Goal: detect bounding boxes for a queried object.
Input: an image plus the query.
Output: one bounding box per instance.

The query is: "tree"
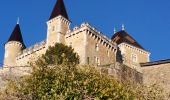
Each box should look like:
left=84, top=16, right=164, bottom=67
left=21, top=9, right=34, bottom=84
left=16, top=43, right=80, bottom=100
left=43, top=43, right=79, bottom=66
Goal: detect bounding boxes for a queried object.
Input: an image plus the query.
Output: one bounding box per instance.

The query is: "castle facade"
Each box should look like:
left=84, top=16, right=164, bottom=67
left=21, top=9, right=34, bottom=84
left=3, top=0, right=149, bottom=69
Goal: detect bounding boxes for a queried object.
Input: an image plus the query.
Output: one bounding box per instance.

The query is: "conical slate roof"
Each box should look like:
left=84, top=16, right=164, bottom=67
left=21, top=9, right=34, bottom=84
left=8, top=24, right=26, bottom=48
left=111, top=30, right=144, bottom=50
left=49, top=0, right=69, bottom=20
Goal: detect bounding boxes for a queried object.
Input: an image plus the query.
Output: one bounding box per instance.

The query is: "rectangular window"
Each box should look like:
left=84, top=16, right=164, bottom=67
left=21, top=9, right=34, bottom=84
left=131, top=53, right=137, bottom=62
left=87, top=57, right=90, bottom=64
left=94, top=56, right=100, bottom=65
left=95, top=43, right=99, bottom=51
left=96, top=57, right=100, bottom=65
left=94, top=56, right=96, bottom=64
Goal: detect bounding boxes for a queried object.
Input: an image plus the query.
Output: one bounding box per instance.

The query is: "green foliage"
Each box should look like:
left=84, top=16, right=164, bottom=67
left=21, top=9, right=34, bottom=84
left=1, top=43, right=168, bottom=100
left=11, top=65, right=137, bottom=100
left=15, top=43, right=80, bottom=100
left=43, top=43, right=79, bottom=66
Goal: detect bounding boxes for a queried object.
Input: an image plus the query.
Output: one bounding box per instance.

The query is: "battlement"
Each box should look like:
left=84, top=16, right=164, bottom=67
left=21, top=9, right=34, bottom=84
left=16, top=40, right=46, bottom=60
left=47, top=15, right=70, bottom=26
left=66, top=22, right=117, bottom=52
left=5, top=41, right=25, bottom=49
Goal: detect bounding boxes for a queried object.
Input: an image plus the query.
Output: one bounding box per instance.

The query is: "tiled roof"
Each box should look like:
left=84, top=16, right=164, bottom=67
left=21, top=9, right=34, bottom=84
left=7, top=24, right=26, bottom=48
left=111, top=30, right=144, bottom=50
left=49, top=0, right=69, bottom=20
left=140, top=59, right=170, bottom=67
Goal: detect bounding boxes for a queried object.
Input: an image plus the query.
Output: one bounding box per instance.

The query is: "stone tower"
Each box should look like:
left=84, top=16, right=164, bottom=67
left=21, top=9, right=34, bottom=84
left=4, top=23, right=26, bottom=67
left=46, top=0, right=70, bottom=47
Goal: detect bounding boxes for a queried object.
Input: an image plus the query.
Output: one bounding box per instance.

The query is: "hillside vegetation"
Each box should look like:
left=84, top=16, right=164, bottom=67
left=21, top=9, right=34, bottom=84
left=0, top=43, right=168, bottom=100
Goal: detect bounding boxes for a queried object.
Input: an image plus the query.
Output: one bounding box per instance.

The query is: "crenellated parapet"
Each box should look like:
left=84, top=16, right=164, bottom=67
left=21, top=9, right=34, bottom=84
left=5, top=41, right=25, bottom=49
left=66, top=22, right=117, bottom=52
left=47, top=15, right=70, bottom=26
left=16, top=40, right=46, bottom=60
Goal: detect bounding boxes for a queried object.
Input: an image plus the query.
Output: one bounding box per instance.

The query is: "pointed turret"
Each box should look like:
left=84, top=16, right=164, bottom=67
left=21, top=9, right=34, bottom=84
left=49, top=0, right=69, bottom=20
left=47, top=0, right=70, bottom=47
left=7, top=23, right=26, bottom=48
left=4, top=22, right=26, bottom=67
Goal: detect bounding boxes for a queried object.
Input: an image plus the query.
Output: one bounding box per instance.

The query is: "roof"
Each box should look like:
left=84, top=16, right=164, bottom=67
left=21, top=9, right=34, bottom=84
left=140, top=59, right=170, bottom=67
left=7, top=24, right=26, bottom=48
left=49, top=0, right=69, bottom=20
left=111, top=30, right=144, bottom=50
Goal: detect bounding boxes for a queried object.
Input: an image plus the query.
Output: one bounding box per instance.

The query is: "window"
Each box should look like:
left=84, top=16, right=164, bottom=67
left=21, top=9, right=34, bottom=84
left=131, top=54, right=137, bottom=62
left=94, top=56, right=96, bottom=64
left=97, top=57, right=100, bottom=65
left=95, top=43, right=99, bottom=51
left=94, top=57, right=100, bottom=65
left=87, top=57, right=90, bottom=64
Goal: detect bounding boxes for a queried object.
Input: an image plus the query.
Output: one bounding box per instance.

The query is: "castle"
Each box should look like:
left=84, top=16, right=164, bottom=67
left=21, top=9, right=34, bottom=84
left=0, top=0, right=170, bottom=94
left=3, top=0, right=150, bottom=69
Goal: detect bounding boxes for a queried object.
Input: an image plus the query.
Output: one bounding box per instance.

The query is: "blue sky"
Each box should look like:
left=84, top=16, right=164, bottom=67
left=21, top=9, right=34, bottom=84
left=0, top=0, right=170, bottom=66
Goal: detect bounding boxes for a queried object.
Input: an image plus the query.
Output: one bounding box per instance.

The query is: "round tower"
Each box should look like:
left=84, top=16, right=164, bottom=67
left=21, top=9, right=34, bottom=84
left=4, top=23, right=26, bottom=67
left=46, top=0, right=70, bottom=47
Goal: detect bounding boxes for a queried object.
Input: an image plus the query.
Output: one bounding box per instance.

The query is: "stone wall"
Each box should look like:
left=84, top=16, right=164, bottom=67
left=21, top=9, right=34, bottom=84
left=85, top=29, right=116, bottom=66
left=16, top=40, right=46, bottom=66
left=65, top=26, right=87, bottom=64
left=0, top=62, right=143, bottom=91
left=66, top=23, right=117, bottom=65
left=97, top=63, right=143, bottom=84
left=141, top=60, right=170, bottom=93
left=0, top=66, right=31, bottom=91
